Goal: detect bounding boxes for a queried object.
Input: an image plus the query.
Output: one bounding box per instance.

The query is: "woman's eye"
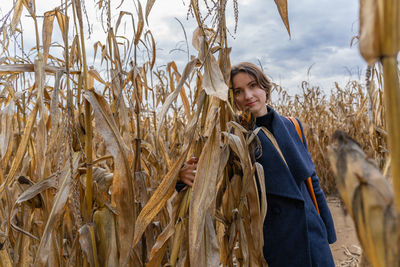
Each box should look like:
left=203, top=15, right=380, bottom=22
left=250, top=83, right=257, bottom=88
left=234, top=90, right=241, bottom=95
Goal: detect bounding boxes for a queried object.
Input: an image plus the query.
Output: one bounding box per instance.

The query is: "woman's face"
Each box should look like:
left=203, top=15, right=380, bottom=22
left=232, top=72, right=268, bottom=117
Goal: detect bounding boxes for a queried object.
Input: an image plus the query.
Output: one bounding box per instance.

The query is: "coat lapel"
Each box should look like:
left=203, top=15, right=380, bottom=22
left=271, top=110, right=315, bottom=183
left=255, top=107, right=314, bottom=200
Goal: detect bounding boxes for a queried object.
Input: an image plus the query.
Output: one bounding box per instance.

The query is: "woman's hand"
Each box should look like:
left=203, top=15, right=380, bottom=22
left=178, top=157, right=198, bottom=187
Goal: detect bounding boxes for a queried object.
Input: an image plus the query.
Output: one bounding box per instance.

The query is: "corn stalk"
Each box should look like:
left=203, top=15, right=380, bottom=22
left=327, top=1, right=400, bottom=266
left=380, top=0, right=400, bottom=213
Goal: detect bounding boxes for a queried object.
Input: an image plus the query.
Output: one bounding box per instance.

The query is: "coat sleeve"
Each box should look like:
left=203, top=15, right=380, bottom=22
left=175, top=181, right=187, bottom=192
left=297, top=119, right=337, bottom=244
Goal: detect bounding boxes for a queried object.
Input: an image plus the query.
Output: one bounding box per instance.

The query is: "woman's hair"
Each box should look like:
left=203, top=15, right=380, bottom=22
left=230, top=62, right=271, bottom=101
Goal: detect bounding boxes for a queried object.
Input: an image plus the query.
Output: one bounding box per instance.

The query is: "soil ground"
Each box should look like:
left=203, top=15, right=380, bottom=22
left=327, top=196, right=361, bottom=267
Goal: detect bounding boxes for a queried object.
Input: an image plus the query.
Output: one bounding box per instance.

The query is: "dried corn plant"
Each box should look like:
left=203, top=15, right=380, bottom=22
left=0, top=0, right=292, bottom=266
left=0, top=0, right=396, bottom=266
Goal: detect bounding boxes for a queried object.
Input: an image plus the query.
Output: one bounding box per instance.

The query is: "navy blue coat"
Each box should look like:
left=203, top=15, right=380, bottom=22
left=256, top=107, right=336, bottom=267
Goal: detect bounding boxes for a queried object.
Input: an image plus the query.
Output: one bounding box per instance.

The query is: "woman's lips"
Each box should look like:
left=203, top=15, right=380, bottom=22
left=246, top=101, right=257, bottom=107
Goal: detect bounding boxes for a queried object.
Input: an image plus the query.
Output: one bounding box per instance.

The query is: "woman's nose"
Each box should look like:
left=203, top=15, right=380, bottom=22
left=243, top=89, right=252, bottom=99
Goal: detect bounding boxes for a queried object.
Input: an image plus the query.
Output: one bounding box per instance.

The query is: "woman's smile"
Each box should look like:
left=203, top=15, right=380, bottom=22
left=247, top=100, right=258, bottom=106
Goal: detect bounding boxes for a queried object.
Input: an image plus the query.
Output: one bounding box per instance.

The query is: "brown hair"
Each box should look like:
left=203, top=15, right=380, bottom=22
left=230, top=62, right=271, bottom=101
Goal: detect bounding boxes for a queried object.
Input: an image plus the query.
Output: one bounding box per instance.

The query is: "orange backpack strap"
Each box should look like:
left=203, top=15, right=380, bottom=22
left=287, top=117, right=320, bottom=215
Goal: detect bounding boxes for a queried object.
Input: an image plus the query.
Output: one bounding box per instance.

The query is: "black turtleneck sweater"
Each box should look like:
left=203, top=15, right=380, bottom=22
left=255, top=108, right=274, bottom=134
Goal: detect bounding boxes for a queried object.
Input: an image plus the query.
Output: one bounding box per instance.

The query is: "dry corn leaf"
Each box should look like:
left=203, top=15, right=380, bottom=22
left=134, top=91, right=206, bottom=247
left=0, top=101, right=14, bottom=159
left=157, top=134, right=172, bottom=169
left=223, top=133, right=245, bottom=164
left=15, top=175, right=56, bottom=205
left=219, top=174, right=240, bottom=265
left=9, top=198, right=37, bottom=266
left=201, top=212, right=220, bottom=266
left=255, top=162, right=267, bottom=222
left=109, top=69, right=130, bottom=140
left=193, top=27, right=228, bottom=101
left=0, top=248, right=12, bottom=267
left=242, top=202, right=264, bottom=266
left=84, top=90, right=135, bottom=266
left=22, top=0, right=33, bottom=16
left=144, top=30, right=156, bottom=70
left=274, top=0, right=290, bottom=36
left=145, top=0, right=156, bottom=24
left=245, top=166, right=266, bottom=266
left=180, top=85, right=191, bottom=118
left=134, top=153, right=187, bottom=247
left=157, top=58, right=198, bottom=136
left=0, top=64, right=79, bottom=74
left=169, top=189, right=191, bottom=266
left=47, top=70, right=63, bottom=153
left=34, top=60, right=47, bottom=182
left=70, top=35, right=80, bottom=66
left=146, top=193, right=184, bottom=267
left=189, top=103, right=220, bottom=265
left=202, top=50, right=228, bottom=102
left=135, top=0, right=145, bottom=45
left=0, top=103, right=38, bottom=196
left=192, top=27, right=202, bottom=53
left=72, top=0, right=84, bottom=29
left=79, top=223, right=99, bottom=267
left=42, top=10, right=56, bottom=64
left=55, top=10, right=68, bottom=44
left=238, top=215, right=249, bottom=266
left=223, top=123, right=267, bottom=266
left=12, top=204, right=34, bottom=267
left=34, top=152, right=80, bottom=265
left=169, top=61, right=192, bottom=118
left=146, top=235, right=169, bottom=267
left=115, top=11, right=133, bottom=37
left=10, top=0, right=24, bottom=34
left=88, top=69, right=106, bottom=85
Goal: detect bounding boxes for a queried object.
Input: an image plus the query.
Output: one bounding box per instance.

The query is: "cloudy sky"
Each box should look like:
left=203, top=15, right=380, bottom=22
left=150, top=0, right=365, bottom=93
left=1, top=0, right=366, bottom=94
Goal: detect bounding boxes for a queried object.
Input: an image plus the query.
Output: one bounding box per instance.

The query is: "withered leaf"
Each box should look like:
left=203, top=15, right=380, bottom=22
left=84, top=90, right=135, bottom=265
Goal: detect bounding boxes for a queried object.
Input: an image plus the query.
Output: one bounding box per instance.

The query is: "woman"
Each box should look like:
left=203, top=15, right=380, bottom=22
left=178, top=62, right=336, bottom=266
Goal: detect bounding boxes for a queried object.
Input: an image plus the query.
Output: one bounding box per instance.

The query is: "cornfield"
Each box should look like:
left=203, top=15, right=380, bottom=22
left=0, top=0, right=398, bottom=266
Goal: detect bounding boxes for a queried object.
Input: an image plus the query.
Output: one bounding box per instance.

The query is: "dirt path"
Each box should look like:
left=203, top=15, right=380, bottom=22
left=327, top=196, right=362, bottom=266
